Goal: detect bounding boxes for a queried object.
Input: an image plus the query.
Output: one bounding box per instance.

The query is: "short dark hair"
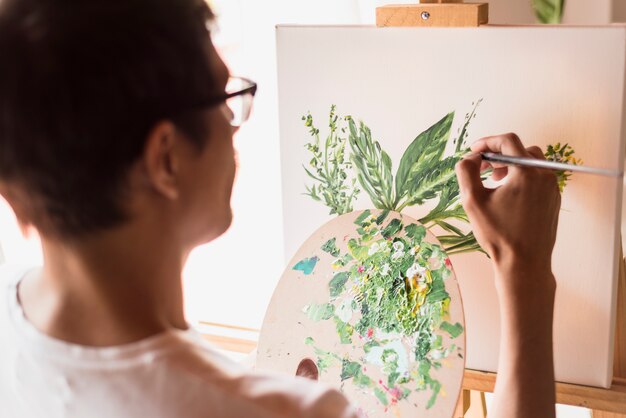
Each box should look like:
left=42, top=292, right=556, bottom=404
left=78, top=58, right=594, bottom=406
left=0, top=0, right=218, bottom=238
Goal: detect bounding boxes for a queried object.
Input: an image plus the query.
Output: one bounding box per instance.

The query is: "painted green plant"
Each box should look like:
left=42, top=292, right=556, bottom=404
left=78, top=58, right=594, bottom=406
left=304, top=102, right=482, bottom=255
left=545, top=142, right=581, bottom=192
left=532, top=0, right=565, bottom=24
left=303, top=104, right=579, bottom=257
left=296, top=211, right=463, bottom=410
left=302, top=105, right=360, bottom=215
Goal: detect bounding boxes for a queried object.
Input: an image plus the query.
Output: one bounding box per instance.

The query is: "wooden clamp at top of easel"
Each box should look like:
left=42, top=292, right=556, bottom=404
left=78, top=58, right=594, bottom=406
left=376, top=0, right=488, bottom=28
left=374, top=2, right=626, bottom=418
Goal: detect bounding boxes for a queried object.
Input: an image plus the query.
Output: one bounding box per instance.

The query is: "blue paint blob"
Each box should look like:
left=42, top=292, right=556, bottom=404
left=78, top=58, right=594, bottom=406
left=292, top=256, right=320, bottom=275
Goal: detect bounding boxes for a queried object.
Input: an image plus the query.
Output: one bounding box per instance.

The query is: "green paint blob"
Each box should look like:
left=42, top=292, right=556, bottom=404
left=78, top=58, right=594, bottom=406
left=303, top=303, right=334, bottom=321
left=440, top=321, right=464, bottom=339
left=381, top=218, right=403, bottom=238
left=328, top=272, right=350, bottom=298
left=292, top=256, right=319, bottom=275
left=354, top=210, right=372, bottom=226
left=321, top=238, right=340, bottom=257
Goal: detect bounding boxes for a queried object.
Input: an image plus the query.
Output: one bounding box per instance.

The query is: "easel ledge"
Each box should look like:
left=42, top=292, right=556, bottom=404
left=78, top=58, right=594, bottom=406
left=464, top=371, right=626, bottom=414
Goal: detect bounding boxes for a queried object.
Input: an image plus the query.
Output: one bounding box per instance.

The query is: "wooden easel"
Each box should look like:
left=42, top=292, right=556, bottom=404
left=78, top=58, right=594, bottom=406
left=377, top=0, right=488, bottom=28
left=375, top=2, right=626, bottom=417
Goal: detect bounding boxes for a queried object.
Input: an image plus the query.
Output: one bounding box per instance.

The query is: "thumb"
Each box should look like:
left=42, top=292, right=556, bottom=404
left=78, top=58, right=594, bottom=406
left=295, top=358, right=319, bottom=381
left=455, top=153, right=487, bottom=206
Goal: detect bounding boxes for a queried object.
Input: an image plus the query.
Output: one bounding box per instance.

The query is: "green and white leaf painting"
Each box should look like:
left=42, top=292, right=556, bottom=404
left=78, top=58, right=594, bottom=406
left=302, top=102, right=579, bottom=257
left=302, top=105, right=360, bottom=216
left=348, top=118, right=395, bottom=210
left=532, top=0, right=565, bottom=24
left=303, top=101, right=483, bottom=255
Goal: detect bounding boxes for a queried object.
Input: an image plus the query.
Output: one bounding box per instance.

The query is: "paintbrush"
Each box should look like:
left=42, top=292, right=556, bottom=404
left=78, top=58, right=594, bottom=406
left=480, top=152, right=623, bottom=178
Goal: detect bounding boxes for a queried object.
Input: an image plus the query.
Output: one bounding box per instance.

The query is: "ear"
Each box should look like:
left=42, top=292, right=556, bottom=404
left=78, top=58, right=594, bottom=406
left=142, top=121, right=181, bottom=200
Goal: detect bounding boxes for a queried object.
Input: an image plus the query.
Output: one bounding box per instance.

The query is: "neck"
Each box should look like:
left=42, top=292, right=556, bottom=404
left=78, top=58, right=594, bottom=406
left=19, top=219, right=190, bottom=347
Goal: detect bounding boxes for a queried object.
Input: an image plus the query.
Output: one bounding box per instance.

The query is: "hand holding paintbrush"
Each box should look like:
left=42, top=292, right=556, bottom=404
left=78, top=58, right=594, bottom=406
left=455, top=133, right=561, bottom=418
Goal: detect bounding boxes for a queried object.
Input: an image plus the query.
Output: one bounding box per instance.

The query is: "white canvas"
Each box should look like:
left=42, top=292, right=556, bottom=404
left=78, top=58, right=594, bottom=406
left=276, top=25, right=626, bottom=387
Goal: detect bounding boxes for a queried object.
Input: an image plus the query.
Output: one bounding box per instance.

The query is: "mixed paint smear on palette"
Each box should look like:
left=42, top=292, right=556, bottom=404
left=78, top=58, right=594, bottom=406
left=292, top=210, right=463, bottom=413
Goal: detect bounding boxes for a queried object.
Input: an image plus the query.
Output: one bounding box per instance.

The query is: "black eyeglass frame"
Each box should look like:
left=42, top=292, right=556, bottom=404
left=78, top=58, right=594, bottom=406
left=162, top=76, right=257, bottom=129
left=196, top=76, right=257, bottom=109
left=197, top=76, right=257, bottom=128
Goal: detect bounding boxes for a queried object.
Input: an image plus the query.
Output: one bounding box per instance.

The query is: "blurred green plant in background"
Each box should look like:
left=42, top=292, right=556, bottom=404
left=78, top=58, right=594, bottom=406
left=533, top=0, right=565, bottom=24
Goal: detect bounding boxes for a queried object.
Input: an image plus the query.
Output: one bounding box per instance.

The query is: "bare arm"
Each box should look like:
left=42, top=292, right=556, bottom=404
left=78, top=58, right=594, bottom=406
left=455, top=134, right=560, bottom=418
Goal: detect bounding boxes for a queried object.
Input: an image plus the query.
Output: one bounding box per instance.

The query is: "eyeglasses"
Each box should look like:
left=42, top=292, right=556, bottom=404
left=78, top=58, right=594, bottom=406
left=212, top=76, right=257, bottom=128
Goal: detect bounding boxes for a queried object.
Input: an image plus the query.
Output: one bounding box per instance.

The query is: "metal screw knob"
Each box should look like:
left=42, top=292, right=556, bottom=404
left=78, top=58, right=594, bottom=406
left=421, top=11, right=430, bottom=20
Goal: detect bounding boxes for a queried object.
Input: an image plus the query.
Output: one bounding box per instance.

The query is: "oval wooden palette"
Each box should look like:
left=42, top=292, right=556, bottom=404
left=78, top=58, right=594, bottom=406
left=257, top=210, right=466, bottom=418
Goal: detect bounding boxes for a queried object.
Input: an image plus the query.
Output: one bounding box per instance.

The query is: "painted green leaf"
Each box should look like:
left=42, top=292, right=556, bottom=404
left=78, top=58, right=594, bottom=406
left=404, top=223, right=426, bottom=242
left=348, top=119, right=395, bottom=209
left=354, top=209, right=372, bottom=226
left=435, top=220, right=465, bottom=237
left=545, top=142, right=580, bottom=192
left=426, top=280, right=449, bottom=303
left=316, top=351, right=339, bottom=372
left=347, top=238, right=369, bottom=260
left=405, top=156, right=459, bottom=206
left=532, top=0, right=565, bottom=24
left=394, top=112, right=454, bottom=205
left=329, top=272, right=350, bottom=297
left=302, top=107, right=361, bottom=216
left=420, top=203, right=467, bottom=226
left=353, top=371, right=373, bottom=387
left=340, top=359, right=362, bottom=381
left=303, top=303, right=335, bottom=321
left=432, top=335, right=443, bottom=350
left=374, top=387, right=389, bottom=406
left=438, top=231, right=485, bottom=256
left=387, top=370, right=401, bottom=387
left=426, top=380, right=441, bottom=409
left=334, top=316, right=354, bottom=344
left=440, top=321, right=464, bottom=338
left=375, top=210, right=390, bottom=225
left=381, top=218, right=403, bottom=239
left=332, top=253, right=353, bottom=268
left=363, top=340, right=381, bottom=353
left=321, top=238, right=340, bottom=257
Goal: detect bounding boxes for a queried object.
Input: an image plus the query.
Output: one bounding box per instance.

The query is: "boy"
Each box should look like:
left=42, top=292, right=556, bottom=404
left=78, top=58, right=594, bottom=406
left=0, top=0, right=559, bottom=417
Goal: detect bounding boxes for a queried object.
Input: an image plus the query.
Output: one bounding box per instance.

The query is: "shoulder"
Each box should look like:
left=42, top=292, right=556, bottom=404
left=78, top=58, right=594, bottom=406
left=156, top=332, right=359, bottom=418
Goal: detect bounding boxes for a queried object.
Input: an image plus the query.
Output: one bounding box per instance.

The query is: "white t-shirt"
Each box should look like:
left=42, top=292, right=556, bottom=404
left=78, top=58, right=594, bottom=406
left=0, top=265, right=359, bottom=418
